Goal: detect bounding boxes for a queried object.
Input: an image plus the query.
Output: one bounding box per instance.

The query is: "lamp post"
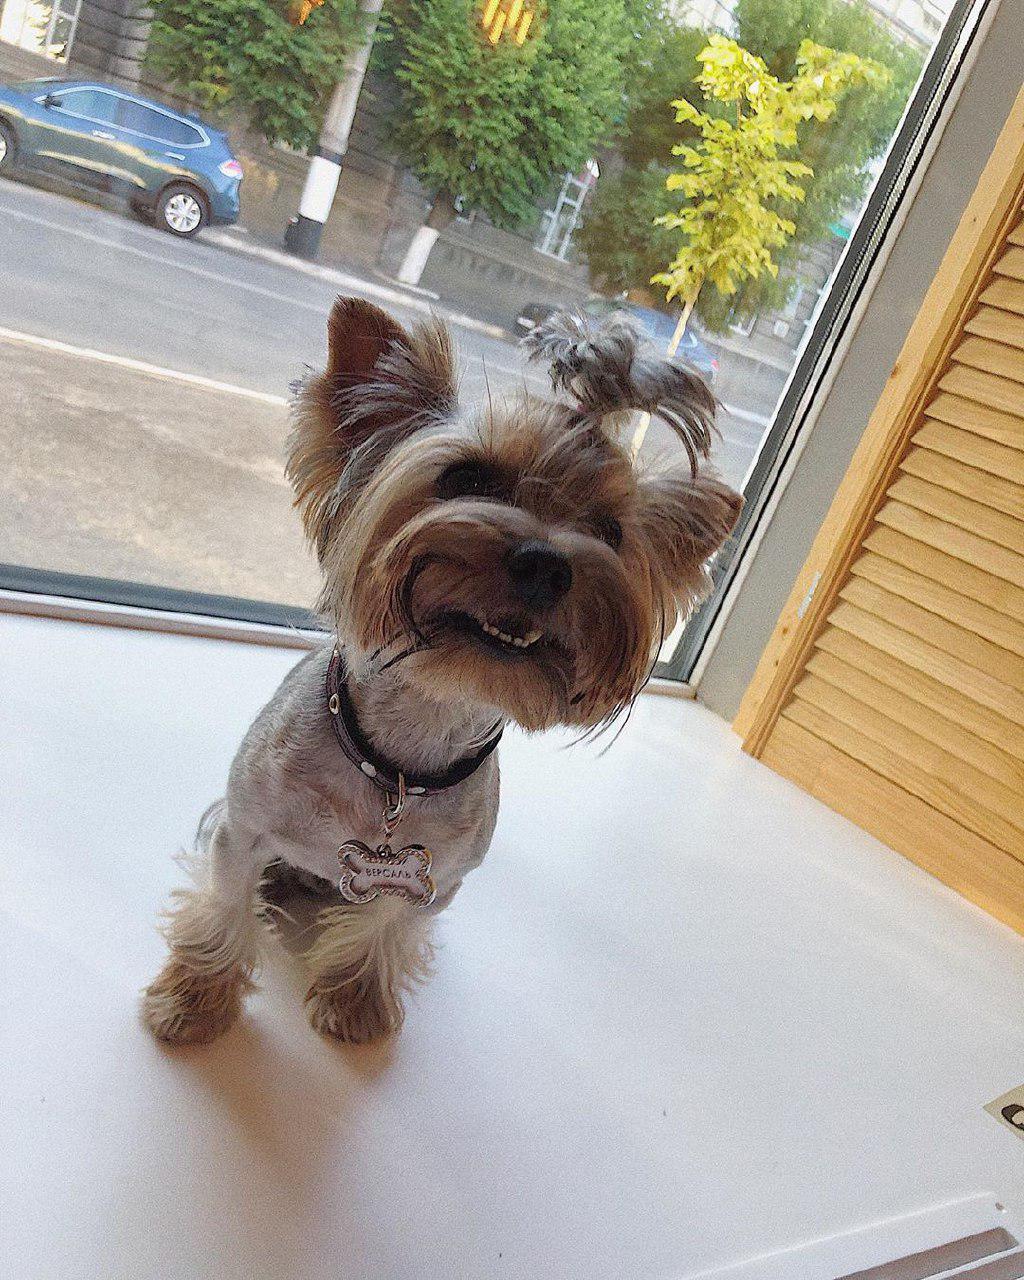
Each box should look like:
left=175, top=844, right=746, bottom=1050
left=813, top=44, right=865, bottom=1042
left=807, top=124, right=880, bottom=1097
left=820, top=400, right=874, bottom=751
left=284, top=0, right=384, bottom=261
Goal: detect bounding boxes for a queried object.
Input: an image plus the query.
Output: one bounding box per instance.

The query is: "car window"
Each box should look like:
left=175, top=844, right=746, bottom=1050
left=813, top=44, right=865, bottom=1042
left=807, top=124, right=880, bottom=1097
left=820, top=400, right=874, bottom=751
left=51, top=89, right=118, bottom=125
left=116, top=99, right=203, bottom=146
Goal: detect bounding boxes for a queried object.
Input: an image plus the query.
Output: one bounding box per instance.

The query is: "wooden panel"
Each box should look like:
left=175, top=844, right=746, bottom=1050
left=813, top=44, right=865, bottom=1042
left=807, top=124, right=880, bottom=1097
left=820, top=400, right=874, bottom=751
left=994, top=245, right=1024, bottom=281
left=828, top=600, right=1024, bottom=725
left=789, top=678, right=1024, bottom=853
left=850, top=550, right=1024, bottom=658
left=965, top=304, right=1024, bottom=352
left=1009, top=218, right=1024, bottom=247
left=939, top=364, right=1024, bottom=419
left=816, top=626, right=1024, bottom=760
left=899, top=446, right=1024, bottom=520
left=925, top=391, right=1024, bottom=448
left=953, top=334, right=1024, bottom=385
left=807, top=649, right=1024, bottom=793
left=839, top=576, right=1024, bottom=692
left=980, top=276, right=1024, bottom=318
left=864, top=524, right=1024, bottom=624
left=734, top=87, right=1024, bottom=747
left=887, top=473, right=1024, bottom=553
left=762, top=717, right=1024, bottom=935
left=875, top=500, right=1024, bottom=590
left=913, top=420, right=1024, bottom=484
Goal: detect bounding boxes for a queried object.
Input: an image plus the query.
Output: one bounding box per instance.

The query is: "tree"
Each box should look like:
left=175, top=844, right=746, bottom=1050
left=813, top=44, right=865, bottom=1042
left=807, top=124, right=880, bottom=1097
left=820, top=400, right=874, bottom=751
left=576, top=16, right=707, bottom=298
left=653, top=35, right=889, bottom=319
left=146, top=0, right=361, bottom=151
left=579, top=0, right=918, bottom=328
left=387, top=0, right=632, bottom=284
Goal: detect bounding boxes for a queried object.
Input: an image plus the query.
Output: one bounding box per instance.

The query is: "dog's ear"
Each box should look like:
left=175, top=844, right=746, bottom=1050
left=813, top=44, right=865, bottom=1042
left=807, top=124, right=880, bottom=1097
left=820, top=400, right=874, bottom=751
left=524, top=310, right=716, bottom=475
left=638, top=466, right=743, bottom=604
left=289, top=296, right=457, bottom=555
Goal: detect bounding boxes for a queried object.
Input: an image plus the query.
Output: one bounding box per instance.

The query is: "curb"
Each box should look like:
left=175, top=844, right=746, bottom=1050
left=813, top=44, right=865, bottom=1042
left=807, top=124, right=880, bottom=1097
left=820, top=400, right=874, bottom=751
left=204, top=230, right=512, bottom=342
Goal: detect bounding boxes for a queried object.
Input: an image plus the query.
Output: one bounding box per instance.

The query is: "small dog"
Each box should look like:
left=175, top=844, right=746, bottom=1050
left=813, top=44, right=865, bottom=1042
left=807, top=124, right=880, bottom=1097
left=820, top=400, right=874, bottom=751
left=142, top=297, right=741, bottom=1045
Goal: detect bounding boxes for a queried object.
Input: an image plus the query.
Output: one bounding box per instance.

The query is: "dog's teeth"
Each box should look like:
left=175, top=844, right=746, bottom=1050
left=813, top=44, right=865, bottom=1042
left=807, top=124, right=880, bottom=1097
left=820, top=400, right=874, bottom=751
left=524, top=630, right=542, bottom=644
left=498, top=631, right=512, bottom=643
left=481, top=621, right=498, bottom=636
left=512, top=637, right=525, bottom=648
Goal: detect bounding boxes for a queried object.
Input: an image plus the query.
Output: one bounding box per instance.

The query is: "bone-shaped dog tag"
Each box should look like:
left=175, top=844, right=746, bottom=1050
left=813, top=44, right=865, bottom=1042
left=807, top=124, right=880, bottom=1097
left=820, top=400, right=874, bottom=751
left=337, top=840, right=436, bottom=907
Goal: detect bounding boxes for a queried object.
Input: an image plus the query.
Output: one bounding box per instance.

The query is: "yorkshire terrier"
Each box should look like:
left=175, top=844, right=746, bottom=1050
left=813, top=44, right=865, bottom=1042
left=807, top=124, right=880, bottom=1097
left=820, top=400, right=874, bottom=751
left=142, top=297, right=741, bottom=1045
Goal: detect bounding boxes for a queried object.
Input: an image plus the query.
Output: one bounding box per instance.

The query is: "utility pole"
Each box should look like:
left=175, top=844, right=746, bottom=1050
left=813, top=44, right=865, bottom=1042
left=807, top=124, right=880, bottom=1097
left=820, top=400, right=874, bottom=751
left=284, top=0, right=384, bottom=261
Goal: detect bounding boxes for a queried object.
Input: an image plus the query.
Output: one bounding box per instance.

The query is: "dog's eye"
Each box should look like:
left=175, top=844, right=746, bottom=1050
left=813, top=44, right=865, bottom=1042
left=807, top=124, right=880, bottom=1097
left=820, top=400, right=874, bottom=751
left=436, top=461, right=505, bottom=501
left=595, top=516, right=623, bottom=551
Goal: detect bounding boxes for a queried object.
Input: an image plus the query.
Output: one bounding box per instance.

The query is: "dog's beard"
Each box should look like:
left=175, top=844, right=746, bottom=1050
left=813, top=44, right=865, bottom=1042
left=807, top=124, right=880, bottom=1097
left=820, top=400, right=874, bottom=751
left=340, top=516, right=658, bottom=734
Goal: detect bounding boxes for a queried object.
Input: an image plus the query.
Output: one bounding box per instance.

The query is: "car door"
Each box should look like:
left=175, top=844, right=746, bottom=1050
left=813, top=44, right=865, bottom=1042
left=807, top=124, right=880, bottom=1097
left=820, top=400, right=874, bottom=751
left=112, top=98, right=206, bottom=198
left=35, top=86, right=123, bottom=187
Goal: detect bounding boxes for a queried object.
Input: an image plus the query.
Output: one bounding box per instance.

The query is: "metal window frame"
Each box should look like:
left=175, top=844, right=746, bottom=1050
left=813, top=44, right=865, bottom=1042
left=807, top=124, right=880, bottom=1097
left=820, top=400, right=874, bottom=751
left=659, top=0, right=999, bottom=686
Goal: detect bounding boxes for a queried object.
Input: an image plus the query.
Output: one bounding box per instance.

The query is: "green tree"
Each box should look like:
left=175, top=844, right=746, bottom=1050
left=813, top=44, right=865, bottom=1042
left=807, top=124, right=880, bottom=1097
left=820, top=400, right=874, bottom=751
left=579, top=0, right=919, bottom=328
left=146, top=0, right=361, bottom=151
left=388, top=0, right=632, bottom=284
left=654, top=35, right=888, bottom=317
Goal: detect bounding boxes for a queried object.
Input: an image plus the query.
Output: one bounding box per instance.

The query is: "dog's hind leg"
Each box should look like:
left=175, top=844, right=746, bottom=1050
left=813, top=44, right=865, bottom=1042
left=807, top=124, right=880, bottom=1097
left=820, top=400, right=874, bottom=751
left=142, top=805, right=265, bottom=1045
left=304, top=899, right=434, bottom=1043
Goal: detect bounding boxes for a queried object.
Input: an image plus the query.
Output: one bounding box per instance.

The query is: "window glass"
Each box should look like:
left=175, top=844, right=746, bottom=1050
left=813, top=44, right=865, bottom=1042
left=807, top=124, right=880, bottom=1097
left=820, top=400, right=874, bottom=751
left=52, top=88, right=117, bottom=123
left=0, top=0, right=970, bottom=637
left=117, top=99, right=202, bottom=146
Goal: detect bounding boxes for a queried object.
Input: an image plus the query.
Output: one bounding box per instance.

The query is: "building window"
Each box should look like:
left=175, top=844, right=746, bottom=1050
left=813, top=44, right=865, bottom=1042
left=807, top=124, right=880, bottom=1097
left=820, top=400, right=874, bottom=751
left=0, top=0, right=81, bottom=62
left=535, top=161, right=598, bottom=262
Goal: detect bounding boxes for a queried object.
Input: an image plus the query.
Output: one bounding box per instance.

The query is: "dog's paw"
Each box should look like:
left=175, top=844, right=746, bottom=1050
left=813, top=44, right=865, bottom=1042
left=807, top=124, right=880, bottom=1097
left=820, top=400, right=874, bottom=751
left=142, top=956, right=250, bottom=1045
left=305, top=981, right=402, bottom=1044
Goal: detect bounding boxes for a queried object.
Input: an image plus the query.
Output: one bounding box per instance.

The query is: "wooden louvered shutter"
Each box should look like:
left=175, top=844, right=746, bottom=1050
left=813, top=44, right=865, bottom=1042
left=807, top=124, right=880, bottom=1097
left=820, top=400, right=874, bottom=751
left=736, top=87, right=1024, bottom=933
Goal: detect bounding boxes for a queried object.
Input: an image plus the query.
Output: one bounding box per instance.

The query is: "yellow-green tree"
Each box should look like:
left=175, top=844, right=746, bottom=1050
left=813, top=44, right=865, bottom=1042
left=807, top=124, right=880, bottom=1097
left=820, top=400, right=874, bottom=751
left=653, top=34, right=889, bottom=350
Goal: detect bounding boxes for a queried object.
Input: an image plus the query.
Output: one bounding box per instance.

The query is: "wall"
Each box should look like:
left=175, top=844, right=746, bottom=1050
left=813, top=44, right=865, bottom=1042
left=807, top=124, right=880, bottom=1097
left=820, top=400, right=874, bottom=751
left=697, top=0, right=1024, bottom=719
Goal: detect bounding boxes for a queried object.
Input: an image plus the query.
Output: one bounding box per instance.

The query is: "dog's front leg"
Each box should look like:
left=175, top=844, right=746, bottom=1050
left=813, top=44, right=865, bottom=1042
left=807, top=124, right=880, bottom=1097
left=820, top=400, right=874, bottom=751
left=304, top=898, right=434, bottom=1043
left=142, top=814, right=264, bottom=1045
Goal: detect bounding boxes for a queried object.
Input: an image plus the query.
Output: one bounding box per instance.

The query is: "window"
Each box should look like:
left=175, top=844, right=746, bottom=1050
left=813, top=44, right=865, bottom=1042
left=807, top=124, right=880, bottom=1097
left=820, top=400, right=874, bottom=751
left=0, top=0, right=991, bottom=685
left=116, top=99, right=204, bottom=147
left=51, top=87, right=118, bottom=123
left=0, top=0, right=80, bottom=62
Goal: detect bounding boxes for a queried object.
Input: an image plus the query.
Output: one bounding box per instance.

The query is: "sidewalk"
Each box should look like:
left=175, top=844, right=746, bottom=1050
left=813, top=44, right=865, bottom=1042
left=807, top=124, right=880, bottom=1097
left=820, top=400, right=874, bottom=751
left=204, top=227, right=511, bottom=342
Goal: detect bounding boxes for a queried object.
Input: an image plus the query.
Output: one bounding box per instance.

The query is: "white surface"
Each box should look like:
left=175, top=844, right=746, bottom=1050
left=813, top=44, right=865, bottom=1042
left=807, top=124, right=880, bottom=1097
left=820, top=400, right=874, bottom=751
left=1, top=613, right=1023, bottom=1280
left=684, top=1196, right=1021, bottom=1278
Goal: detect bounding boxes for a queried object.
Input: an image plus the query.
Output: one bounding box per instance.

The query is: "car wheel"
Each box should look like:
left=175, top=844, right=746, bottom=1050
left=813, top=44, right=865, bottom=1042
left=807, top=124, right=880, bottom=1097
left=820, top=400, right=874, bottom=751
left=0, top=121, right=16, bottom=173
left=156, top=183, right=207, bottom=238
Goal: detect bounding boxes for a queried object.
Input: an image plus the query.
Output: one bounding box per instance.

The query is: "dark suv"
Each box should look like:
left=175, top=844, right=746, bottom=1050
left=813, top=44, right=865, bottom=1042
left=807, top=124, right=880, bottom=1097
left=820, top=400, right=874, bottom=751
left=0, top=77, right=241, bottom=237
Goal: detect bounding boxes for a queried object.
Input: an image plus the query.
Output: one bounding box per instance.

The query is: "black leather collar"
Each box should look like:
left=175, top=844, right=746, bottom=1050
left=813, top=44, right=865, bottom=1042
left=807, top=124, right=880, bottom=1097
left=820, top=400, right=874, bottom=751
left=327, top=649, right=503, bottom=797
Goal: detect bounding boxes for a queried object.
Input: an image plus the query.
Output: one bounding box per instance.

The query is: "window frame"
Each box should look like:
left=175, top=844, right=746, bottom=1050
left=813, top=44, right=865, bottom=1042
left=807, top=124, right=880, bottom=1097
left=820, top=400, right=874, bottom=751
left=658, top=0, right=999, bottom=687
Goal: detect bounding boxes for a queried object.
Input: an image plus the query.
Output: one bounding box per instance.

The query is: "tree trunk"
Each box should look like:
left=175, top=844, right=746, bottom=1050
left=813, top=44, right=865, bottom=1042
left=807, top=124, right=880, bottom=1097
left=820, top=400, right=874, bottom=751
left=630, top=290, right=699, bottom=457
left=397, top=190, right=456, bottom=286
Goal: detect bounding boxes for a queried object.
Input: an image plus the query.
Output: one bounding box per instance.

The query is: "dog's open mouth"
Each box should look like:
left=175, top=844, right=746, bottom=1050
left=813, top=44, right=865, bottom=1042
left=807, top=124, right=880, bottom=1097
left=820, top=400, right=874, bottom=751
left=434, top=610, right=546, bottom=656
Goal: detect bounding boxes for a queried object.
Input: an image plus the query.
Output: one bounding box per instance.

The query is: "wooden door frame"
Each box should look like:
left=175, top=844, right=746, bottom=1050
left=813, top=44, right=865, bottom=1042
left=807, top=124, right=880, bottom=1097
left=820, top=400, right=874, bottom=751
left=735, top=84, right=1024, bottom=755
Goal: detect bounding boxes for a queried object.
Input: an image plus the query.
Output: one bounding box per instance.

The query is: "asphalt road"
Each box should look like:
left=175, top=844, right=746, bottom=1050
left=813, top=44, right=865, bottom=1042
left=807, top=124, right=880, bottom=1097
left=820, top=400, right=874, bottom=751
left=0, top=177, right=763, bottom=605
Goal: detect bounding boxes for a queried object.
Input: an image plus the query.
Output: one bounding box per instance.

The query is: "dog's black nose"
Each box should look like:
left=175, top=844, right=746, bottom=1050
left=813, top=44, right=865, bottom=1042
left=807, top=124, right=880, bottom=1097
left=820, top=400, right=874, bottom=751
left=506, top=540, right=572, bottom=609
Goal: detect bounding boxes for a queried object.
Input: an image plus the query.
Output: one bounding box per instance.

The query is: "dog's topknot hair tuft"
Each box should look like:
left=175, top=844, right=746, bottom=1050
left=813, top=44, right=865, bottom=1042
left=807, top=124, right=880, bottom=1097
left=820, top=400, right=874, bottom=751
left=523, top=309, right=717, bottom=476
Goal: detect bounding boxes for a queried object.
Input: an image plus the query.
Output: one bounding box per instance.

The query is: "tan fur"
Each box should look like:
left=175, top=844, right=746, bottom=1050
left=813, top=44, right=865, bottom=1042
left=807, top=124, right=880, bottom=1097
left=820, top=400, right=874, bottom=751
left=143, top=297, right=741, bottom=1049
left=304, top=898, right=433, bottom=1043
left=142, top=954, right=254, bottom=1044
left=289, top=299, right=742, bottom=731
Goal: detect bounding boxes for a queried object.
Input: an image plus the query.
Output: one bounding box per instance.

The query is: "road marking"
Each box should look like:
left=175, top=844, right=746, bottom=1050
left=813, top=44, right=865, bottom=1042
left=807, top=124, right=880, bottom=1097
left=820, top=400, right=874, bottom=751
left=0, top=326, right=289, bottom=405
left=0, top=199, right=534, bottom=379
left=0, top=203, right=335, bottom=317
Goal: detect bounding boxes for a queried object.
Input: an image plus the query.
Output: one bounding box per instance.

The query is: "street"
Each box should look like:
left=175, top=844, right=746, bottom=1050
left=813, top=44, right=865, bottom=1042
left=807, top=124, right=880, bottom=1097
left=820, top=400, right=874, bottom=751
left=0, top=177, right=766, bottom=608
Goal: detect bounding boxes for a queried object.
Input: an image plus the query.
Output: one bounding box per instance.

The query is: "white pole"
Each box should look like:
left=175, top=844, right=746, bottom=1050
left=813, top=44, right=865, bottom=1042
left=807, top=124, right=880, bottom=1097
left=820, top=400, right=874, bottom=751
left=630, top=294, right=696, bottom=457
left=286, top=0, right=384, bottom=260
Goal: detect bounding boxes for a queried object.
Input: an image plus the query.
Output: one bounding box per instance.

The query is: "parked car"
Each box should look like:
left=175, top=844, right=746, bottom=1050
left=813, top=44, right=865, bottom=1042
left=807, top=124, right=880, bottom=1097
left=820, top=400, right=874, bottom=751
left=514, top=297, right=719, bottom=385
left=0, top=77, right=241, bottom=237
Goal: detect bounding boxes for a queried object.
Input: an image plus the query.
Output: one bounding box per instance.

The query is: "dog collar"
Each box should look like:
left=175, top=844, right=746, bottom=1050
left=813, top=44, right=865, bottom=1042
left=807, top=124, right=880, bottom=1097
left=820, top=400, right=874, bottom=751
left=326, top=649, right=503, bottom=797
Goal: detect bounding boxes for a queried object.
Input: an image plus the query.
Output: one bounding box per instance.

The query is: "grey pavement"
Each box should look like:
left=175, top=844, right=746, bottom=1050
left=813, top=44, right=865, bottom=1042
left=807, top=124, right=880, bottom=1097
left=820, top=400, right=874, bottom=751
left=0, top=177, right=767, bottom=604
